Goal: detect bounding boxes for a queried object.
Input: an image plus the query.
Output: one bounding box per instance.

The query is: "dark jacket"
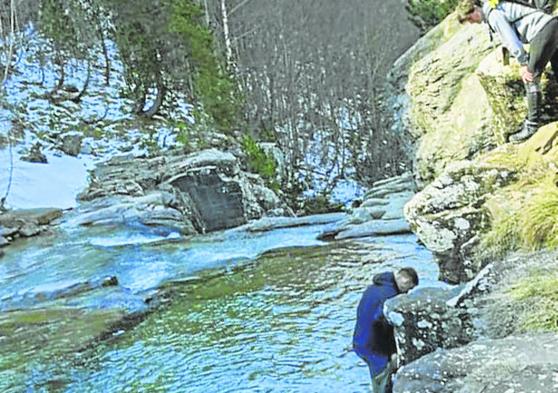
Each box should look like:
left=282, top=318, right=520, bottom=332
left=352, top=272, right=400, bottom=375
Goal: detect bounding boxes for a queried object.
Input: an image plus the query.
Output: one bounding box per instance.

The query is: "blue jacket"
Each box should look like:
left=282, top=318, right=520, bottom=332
left=353, top=272, right=400, bottom=375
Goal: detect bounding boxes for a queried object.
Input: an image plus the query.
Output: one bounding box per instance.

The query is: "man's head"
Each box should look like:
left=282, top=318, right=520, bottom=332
left=394, top=267, right=419, bottom=293
left=457, top=0, right=483, bottom=24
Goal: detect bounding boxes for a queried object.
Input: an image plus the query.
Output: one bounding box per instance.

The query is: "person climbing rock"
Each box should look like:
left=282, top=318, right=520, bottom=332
left=353, top=267, right=419, bottom=392
left=457, top=0, right=558, bottom=143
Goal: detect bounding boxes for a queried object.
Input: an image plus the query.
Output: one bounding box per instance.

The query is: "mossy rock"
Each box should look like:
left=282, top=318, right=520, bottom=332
left=405, top=160, right=518, bottom=282
left=386, top=13, right=465, bottom=158
left=476, top=51, right=527, bottom=143
left=408, top=22, right=492, bottom=140
left=479, top=122, right=558, bottom=258
left=408, top=22, right=498, bottom=184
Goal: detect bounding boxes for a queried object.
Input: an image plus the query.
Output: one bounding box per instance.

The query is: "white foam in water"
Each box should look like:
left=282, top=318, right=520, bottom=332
left=89, top=232, right=181, bottom=248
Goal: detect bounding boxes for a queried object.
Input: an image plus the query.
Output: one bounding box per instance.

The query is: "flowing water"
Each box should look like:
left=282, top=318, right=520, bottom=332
left=0, top=214, right=439, bottom=393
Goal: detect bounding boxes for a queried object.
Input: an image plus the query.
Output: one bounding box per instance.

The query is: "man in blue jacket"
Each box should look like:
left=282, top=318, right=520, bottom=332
left=353, top=267, right=419, bottom=392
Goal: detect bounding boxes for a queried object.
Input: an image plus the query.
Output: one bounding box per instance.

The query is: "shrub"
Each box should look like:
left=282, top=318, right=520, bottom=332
left=242, top=135, right=278, bottom=188
left=407, top=0, right=460, bottom=31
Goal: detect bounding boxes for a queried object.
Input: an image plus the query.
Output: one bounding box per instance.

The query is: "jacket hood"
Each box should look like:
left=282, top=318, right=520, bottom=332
left=372, top=271, right=396, bottom=288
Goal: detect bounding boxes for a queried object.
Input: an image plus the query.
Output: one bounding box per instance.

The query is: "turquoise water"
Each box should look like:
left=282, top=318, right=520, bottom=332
left=0, top=216, right=437, bottom=392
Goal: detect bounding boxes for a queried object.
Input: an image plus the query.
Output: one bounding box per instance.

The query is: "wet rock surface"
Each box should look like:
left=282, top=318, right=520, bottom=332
left=241, top=212, right=345, bottom=233
left=0, top=208, right=62, bottom=252
left=319, top=173, right=415, bottom=240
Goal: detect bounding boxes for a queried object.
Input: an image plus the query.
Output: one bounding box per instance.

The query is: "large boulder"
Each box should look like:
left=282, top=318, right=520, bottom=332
left=78, top=149, right=289, bottom=233
left=404, top=161, right=516, bottom=283
left=393, top=333, right=558, bottom=393
left=169, top=166, right=247, bottom=232
left=385, top=286, right=472, bottom=366
left=385, top=14, right=465, bottom=159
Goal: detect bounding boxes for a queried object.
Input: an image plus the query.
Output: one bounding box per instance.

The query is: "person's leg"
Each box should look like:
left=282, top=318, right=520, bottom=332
left=369, top=358, right=397, bottom=393
left=511, top=19, right=558, bottom=143
left=529, top=19, right=558, bottom=80
left=371, top=368, right=390, bottom=393
left=551, top=49, right=558, bottom=83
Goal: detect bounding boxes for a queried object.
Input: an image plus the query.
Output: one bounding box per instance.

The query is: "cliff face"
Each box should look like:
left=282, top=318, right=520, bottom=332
left=385, top=10, right=558, bottom=392
left=388, top=13, right=558, bottom=283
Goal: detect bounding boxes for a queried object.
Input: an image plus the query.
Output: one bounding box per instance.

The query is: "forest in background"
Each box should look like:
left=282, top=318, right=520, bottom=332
left=0, top=0, right=425, bottom=202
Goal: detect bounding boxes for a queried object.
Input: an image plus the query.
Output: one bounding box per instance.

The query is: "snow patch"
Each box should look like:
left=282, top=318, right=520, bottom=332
left=0, top=149, right=91, bottom=209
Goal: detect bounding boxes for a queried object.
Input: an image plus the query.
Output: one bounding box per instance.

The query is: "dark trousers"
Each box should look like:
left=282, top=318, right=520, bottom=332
left=529, top=18, right=558, bottom=80
left=367, top=358, right=396, bottom=393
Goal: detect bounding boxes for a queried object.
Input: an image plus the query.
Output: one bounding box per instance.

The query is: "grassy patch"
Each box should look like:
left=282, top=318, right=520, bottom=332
left=478, top=123, right=558, bottom=259
left=479, top=210, right=521, bottom=260
left=480, top=177, right=558, bottom=259
left=508, top=272, right=558, bottom=332
left=521, top=179, right=558, bottom=250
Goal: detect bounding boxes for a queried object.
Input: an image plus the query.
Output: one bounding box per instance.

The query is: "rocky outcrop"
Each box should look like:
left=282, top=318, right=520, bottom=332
left=77, top=149, right=290, bottom=234
left=385, top=286, right=473, bottom=366
left=404, top=162, right=517, bottom=283
left=383, top=8, right=558, bottom=391
left=393, top=332, right=558, bottom=393
left=389, top=247, right=558, bottom=391
left=0, top=208, right=62, bottom=253
left=318, top=173, right=415, bottom=240
left=404, top=122, right=558, bottom=283
left=386, top=7, right=558, bottom=283
left=386, top=14, right=464, bottom=159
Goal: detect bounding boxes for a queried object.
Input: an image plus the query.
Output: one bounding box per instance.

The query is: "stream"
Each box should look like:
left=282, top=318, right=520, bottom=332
left=0, top=214, right=439, bottom=392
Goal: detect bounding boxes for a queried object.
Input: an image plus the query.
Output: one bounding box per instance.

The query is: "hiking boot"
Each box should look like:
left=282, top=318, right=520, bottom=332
left=509, top=82, right=543, bottom=144
left=509, top=120, right=539, bottom=144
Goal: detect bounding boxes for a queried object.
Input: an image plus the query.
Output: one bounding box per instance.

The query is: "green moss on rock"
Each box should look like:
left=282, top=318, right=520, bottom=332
left=478, top=123, right=558, bottom=259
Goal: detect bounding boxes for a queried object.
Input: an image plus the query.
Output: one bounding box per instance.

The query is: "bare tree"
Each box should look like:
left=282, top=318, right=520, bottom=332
left=205, top=0, right=419, bottom=186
